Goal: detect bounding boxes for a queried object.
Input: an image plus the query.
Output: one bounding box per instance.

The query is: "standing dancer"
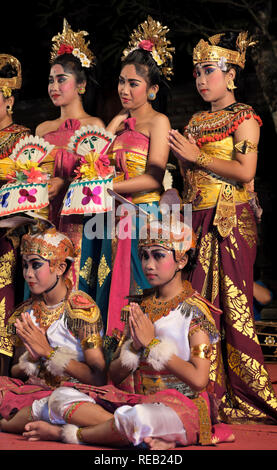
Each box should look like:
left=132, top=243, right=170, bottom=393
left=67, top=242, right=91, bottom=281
left=0, top=55, right=30, bottom=374
left=103, top=17, right=174, bottom=336
left=35, top=19, right=104, bottom=290
left=169, top=32, right=277, bottom=423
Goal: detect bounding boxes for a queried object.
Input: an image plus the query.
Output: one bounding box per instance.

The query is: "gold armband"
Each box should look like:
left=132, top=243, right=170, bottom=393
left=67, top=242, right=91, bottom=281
left=196, top=152, right=213, bottom=168
left=234, top=140, right=258, bottom=154
left=81, top=334, right=103, bottom=350
left=190, top=343, right=212, bottom=360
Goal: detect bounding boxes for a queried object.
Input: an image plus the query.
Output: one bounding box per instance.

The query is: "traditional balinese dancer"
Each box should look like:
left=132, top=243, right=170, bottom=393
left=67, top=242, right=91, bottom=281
left=15, top=201, right=233, bottom=449
left=0, top=54, right=30, bottom=374
left=35, top=19, right=104, bottom=290
left=0, top=217, right=106, bottom=432
left=168, top=31, right=277, bottom=423
left=102, top=17, right=174, bottom=335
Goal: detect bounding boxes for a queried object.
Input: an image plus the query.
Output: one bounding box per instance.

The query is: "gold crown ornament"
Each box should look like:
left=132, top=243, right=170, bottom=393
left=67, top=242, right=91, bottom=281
left=193, top=31, right=257, bottom=70
left=21, top=225, right=75, bottom=268
left=50, top=18, right=95, bottom=68
left=0, top=54, right=22, bottom=97
left=121, top=16, right=175, bottom=80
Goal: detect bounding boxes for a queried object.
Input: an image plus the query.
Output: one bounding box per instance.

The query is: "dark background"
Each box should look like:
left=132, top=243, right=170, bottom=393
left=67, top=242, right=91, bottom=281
left=1, top=0, right=277, bottom=288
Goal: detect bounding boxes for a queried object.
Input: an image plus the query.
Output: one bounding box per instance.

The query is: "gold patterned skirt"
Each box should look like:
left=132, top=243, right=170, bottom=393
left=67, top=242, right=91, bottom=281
left=189, top=202, right=277, bottom=424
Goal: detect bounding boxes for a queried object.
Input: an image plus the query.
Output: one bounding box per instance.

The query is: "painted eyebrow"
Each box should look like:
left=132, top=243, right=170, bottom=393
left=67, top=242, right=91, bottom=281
left=49, top=73, right=71, bottom=79
left=23, top=257, right=44, bottom=263
left=142, top=248, right=168, bottom=254
left=119, top=75, right=142, bottom=83
left=202, top=64, right=217, bottom=68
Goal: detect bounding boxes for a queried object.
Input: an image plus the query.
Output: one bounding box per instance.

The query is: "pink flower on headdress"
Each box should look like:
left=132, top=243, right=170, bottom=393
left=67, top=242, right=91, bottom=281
left=58, top=44, right=74, bottom=56
left=18, top=188, right=37, bottom=204
left=139, top=40, right=154, bottom=52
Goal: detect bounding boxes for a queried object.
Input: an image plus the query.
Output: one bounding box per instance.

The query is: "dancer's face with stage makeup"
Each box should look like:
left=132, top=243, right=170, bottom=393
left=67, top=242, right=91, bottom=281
left=140, top=245, right=187, bottom=288
left=193, top=62, right=230, bottom=102
left=22, top=254, right=59, bottom=295
left=48, top=63, right=80, bottom=106
left=118, top=64, right=151, bottom=110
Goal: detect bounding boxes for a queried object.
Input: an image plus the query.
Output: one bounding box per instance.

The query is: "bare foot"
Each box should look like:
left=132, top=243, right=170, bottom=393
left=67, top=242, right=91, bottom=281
left=211, top=432, right=235, bottom=444
left=211, top=424, right=235, bottom=444
left=144, top=436, right=176, bottom=450
left=23, top=420, right=62, bottom=441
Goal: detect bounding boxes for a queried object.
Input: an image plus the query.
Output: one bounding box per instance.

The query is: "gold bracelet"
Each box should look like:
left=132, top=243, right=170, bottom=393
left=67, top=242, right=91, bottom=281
left=196, top=152, right=213, bottom=168
left=143, top=338, right=161, bottom=359
left=45, top=348, right=57, bottom=360
left=190, top=343, right=212, bottom=360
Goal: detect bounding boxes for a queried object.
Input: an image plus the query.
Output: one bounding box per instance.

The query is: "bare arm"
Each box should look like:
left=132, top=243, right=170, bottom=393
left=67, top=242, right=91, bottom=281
left=165, top=330, right=211, bottom=391
left=169, top=116, right=260, bottom=184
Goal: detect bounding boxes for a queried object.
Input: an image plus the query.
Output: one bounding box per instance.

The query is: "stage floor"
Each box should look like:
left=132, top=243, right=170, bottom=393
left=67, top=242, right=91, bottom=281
left=1, top=363, right=277, bottom=452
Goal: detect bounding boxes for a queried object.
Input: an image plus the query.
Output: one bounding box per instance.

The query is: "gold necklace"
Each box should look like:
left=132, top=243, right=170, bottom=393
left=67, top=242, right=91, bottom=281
left=32, top=299, right=67, bottom=330
left=141, top=281, right=195, bottom=323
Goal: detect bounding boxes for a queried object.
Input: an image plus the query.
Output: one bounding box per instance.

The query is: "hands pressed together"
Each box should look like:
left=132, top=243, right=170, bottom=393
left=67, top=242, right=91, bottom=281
left=168, top=129, right=200, bottom=163
left=128, top=302, right=155, bottom=351
left=15, top=312, right=53, bottom=361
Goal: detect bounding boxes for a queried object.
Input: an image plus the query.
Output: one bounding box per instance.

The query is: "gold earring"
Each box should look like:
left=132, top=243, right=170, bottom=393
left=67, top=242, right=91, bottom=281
left=78, top=87, right=86, bottom=95
left=227, top=78, right=237, bottom=91
left=148, top=91, right=156, bottom=100
left=6, top=105, right=13, bottom=115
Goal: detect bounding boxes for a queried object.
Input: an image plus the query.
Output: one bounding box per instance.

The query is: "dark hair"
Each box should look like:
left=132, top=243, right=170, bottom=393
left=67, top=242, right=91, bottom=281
left=217, top=32, right=243, bottom=87
left=51, top=53, right=99, bottom=114
left=121, top=48, right=171, bottom=113
left=172, top=248, right=197, bottom=274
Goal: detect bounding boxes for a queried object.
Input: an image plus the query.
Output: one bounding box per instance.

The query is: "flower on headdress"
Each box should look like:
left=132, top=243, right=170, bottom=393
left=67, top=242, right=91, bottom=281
left=72, top=48, right=91, bottom=68
left=151, top=48, right=163, bottom=66
left=82, top=186, right=102, bottom=205
left=139, top=40, right=154, bottom=52
left=58, top=44, right=74, bottom=56
left=18, top=188, right=37, bottom=204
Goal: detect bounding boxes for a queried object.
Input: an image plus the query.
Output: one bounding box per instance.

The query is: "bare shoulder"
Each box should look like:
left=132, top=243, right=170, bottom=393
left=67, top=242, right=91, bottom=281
left=81, top=116, right=105, bottom=128
left=35, top=120, right=60, bottom=137
left=149, top=111, right=171, bottom=133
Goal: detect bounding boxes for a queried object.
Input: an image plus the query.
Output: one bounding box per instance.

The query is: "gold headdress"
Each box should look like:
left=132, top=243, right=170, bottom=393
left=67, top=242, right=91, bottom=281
left=50, top=18, right=95, bottom=68
left=21, top=226, right=75, bottom=268
left=121, top=16, right=175, bottom=80
left=0, top=54, right=22, bottom=97
left=193, top=31, right=257, bottom=69
left=138, top=189, right=196, bottom=261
